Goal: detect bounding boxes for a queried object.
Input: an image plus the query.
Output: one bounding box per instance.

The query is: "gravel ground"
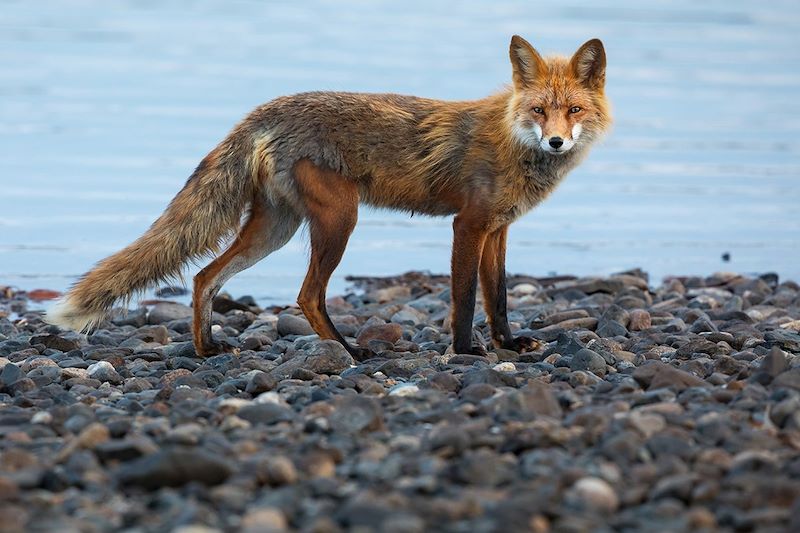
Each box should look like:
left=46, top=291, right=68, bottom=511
left=1, top=270, right=800, bottom=533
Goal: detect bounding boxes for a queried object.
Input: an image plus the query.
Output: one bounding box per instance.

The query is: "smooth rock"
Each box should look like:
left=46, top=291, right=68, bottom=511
left=357, top=323, right=403, bottom=346
left=277, top=314, right=315, bottom=336
left=569, top=348, right=607, bottom=376
left=147, top=302, right=192, bottom=324
left=116, top=447, right=233, bottom=489
left=86, top=361, right=123, bottom=384
left=567, top=477, right=619, bottom=513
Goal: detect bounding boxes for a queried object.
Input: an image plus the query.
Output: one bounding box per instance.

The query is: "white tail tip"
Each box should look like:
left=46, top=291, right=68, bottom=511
left=44, top=297, right=103, bottom=332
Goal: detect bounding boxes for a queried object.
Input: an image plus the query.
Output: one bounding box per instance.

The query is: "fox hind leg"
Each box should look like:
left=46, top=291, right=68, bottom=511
left=192, top=200, right=301, bottom=357
left=293, top=159, right=371, bottom=360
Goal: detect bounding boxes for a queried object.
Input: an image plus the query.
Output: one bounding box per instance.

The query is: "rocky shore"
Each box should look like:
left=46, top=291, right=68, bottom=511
left=1, top=270, right=800, bottom=532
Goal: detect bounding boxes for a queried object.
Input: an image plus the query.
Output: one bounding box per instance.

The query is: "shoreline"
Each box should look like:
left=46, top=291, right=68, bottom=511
left=1, top=270, right=799, bottom=531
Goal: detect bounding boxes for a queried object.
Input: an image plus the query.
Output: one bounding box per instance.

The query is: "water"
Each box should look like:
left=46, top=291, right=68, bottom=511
left=1, top=0, right=799, bottom=306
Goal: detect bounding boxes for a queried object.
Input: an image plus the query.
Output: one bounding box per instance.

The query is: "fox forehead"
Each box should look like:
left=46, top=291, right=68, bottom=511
left=517, top=59, right=594, bottom=107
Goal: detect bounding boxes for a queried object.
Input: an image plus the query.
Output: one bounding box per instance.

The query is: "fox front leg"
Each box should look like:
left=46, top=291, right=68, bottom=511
left=449, top=212, right=490, bottom=355
left=479, top=225, right=542, bottom=354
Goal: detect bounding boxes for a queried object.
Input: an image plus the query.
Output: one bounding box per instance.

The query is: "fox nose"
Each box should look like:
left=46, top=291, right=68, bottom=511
left=549, top=137, right=564, bottom=149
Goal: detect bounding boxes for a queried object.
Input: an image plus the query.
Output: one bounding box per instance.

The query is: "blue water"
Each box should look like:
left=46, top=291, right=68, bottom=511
left=1, top=0, right=799, bottom=305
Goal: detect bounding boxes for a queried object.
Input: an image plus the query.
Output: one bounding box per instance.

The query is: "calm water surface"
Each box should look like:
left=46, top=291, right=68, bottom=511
left=1, top=1, right=799, bottom=305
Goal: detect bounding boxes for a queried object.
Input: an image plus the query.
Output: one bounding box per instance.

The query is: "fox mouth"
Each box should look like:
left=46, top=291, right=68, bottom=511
left=541, top=145, right=573, bottom=155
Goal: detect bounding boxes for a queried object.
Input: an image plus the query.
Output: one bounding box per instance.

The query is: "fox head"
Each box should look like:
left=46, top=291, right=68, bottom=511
left=506, top=36, right=610, bottom=155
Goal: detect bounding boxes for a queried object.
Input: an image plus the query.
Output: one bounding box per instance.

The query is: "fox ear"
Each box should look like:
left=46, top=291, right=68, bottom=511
left=570, top=39, right=606, bottom=88
left=509, top=35, right=546, bottom=90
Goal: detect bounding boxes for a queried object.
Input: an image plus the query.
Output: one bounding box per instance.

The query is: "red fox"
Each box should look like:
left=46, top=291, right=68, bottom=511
left=47, top=36, right=611, bottom=359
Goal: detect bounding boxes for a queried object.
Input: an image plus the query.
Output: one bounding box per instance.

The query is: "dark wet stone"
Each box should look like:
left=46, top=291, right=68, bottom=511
left=490, top=381, right=562, bottom=421
left=239, top=336, right=262, bottom=351
left=246, top=372, right=278, bottom=394
left=135, top=325, right=169, bottom=344
left=357, top=323, right=403, bottom=346
left=162, top=341, right=197, bottom=359
left=772, top=368, right=800, bottom=391
left=87, top=361, right=123, bottom=384
left=569, top=348, right=607, bottom=376
left=452, top=449, right=514, bottom=486
left=550, top=278, right=624, bottom=296
left=426, top=424, right=471, bottom=455
left=168, top=356, right=200, bottom=372
left=202, top=353, right=240, bottom=374
left=544, top=331, right=586, bottom=358
left=596, top=319, right=628, bottom=338
left=0, top=363, right=23, bottom=392
left=29, top=334, right=81, bottom=352
left=94, top=438, right=158, bottom=463
left=116, top=446, right=232, bottom=488
left=291, top=367, right=317, bottom=380
left=764, top=330, right=800, bottom=352
left=122, top=377, right=152, bottom=393
left=57, top=357, right=90, bottom=369
left=237, top=403, right=295, bottom=425
left=7, top=378, right=35, bottom=395
left=255, top=455, right=298, bottom=486
left=461, top=368, right=516, bottom=388
left=304, top=340, right=355, bottom=374
left=633, top=361, right=708, bottom=391
left=213, top=294, right=251, bottom=313
left=192, top=369, right=226, bottom=389
left=277, top=314, right=315, bottom=336
left=376, top=357, right=429, bottom=379
left=0, top=340, right=31, bottom=357
left=459, top=383, right=496, bottom=403
left=448, top=354, right=490, bottom=366
left=147, top=302, right=192, bottom=324
left=329, top=395, right=383, bottom=434
left=676, top=338, right=720, bottom=358
left=427, top=371, right=461, bottom=393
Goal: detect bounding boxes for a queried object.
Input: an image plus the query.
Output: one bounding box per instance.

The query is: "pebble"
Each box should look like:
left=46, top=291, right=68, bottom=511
left=493, top=362, right=516, bottom=373
left=0, top=270, right=797, bottom=532
left=276, top=313, right=315, bottom=336
left=567, top=476, right=619, bottom=513
left=304, top=340, right=355, bottom=374
left=86, top=360, right=123, bottom=384
left=117, top=447, right=233, bottom=489
left=240, top=507, right=288, bottom=533
left=256, top=456, right=298, bottom=487
left=147, top=302, right=192, bottom=324
left=569, top=348, right=607, bottom=376
left=389, top=383, right=420, bottom=396
left=356, top=323, right=403, bottom=346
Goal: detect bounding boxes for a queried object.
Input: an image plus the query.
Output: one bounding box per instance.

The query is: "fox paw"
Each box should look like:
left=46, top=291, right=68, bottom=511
left=452, top=344, right=490, bottom=357
left=349, top=346, right=377, bottom=362
left=503, top=335, right=543, bottom=354
left=197, top=339, right=238, bottom=358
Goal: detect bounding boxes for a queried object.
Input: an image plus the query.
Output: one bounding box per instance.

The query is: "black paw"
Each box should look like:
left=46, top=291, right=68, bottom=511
left=502, top=335, right=543, bottom=354
left=197, top=338, right=238, bottom=358
left=350, top=346, right=377, bottom=362
left=453, top=344, right=491, bottom=357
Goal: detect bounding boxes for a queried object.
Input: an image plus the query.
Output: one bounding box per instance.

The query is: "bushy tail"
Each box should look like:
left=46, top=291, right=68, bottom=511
left=47, top=144, right=254, bottom=331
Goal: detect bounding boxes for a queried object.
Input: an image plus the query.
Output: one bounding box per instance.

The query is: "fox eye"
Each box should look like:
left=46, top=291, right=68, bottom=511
left=569, top=106, right=582, bottom=114
left=532, top=107, right=544, bottom=114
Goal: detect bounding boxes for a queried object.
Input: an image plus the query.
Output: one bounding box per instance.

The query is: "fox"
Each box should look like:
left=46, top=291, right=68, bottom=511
left=47, top=35, right=611, bottom=359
